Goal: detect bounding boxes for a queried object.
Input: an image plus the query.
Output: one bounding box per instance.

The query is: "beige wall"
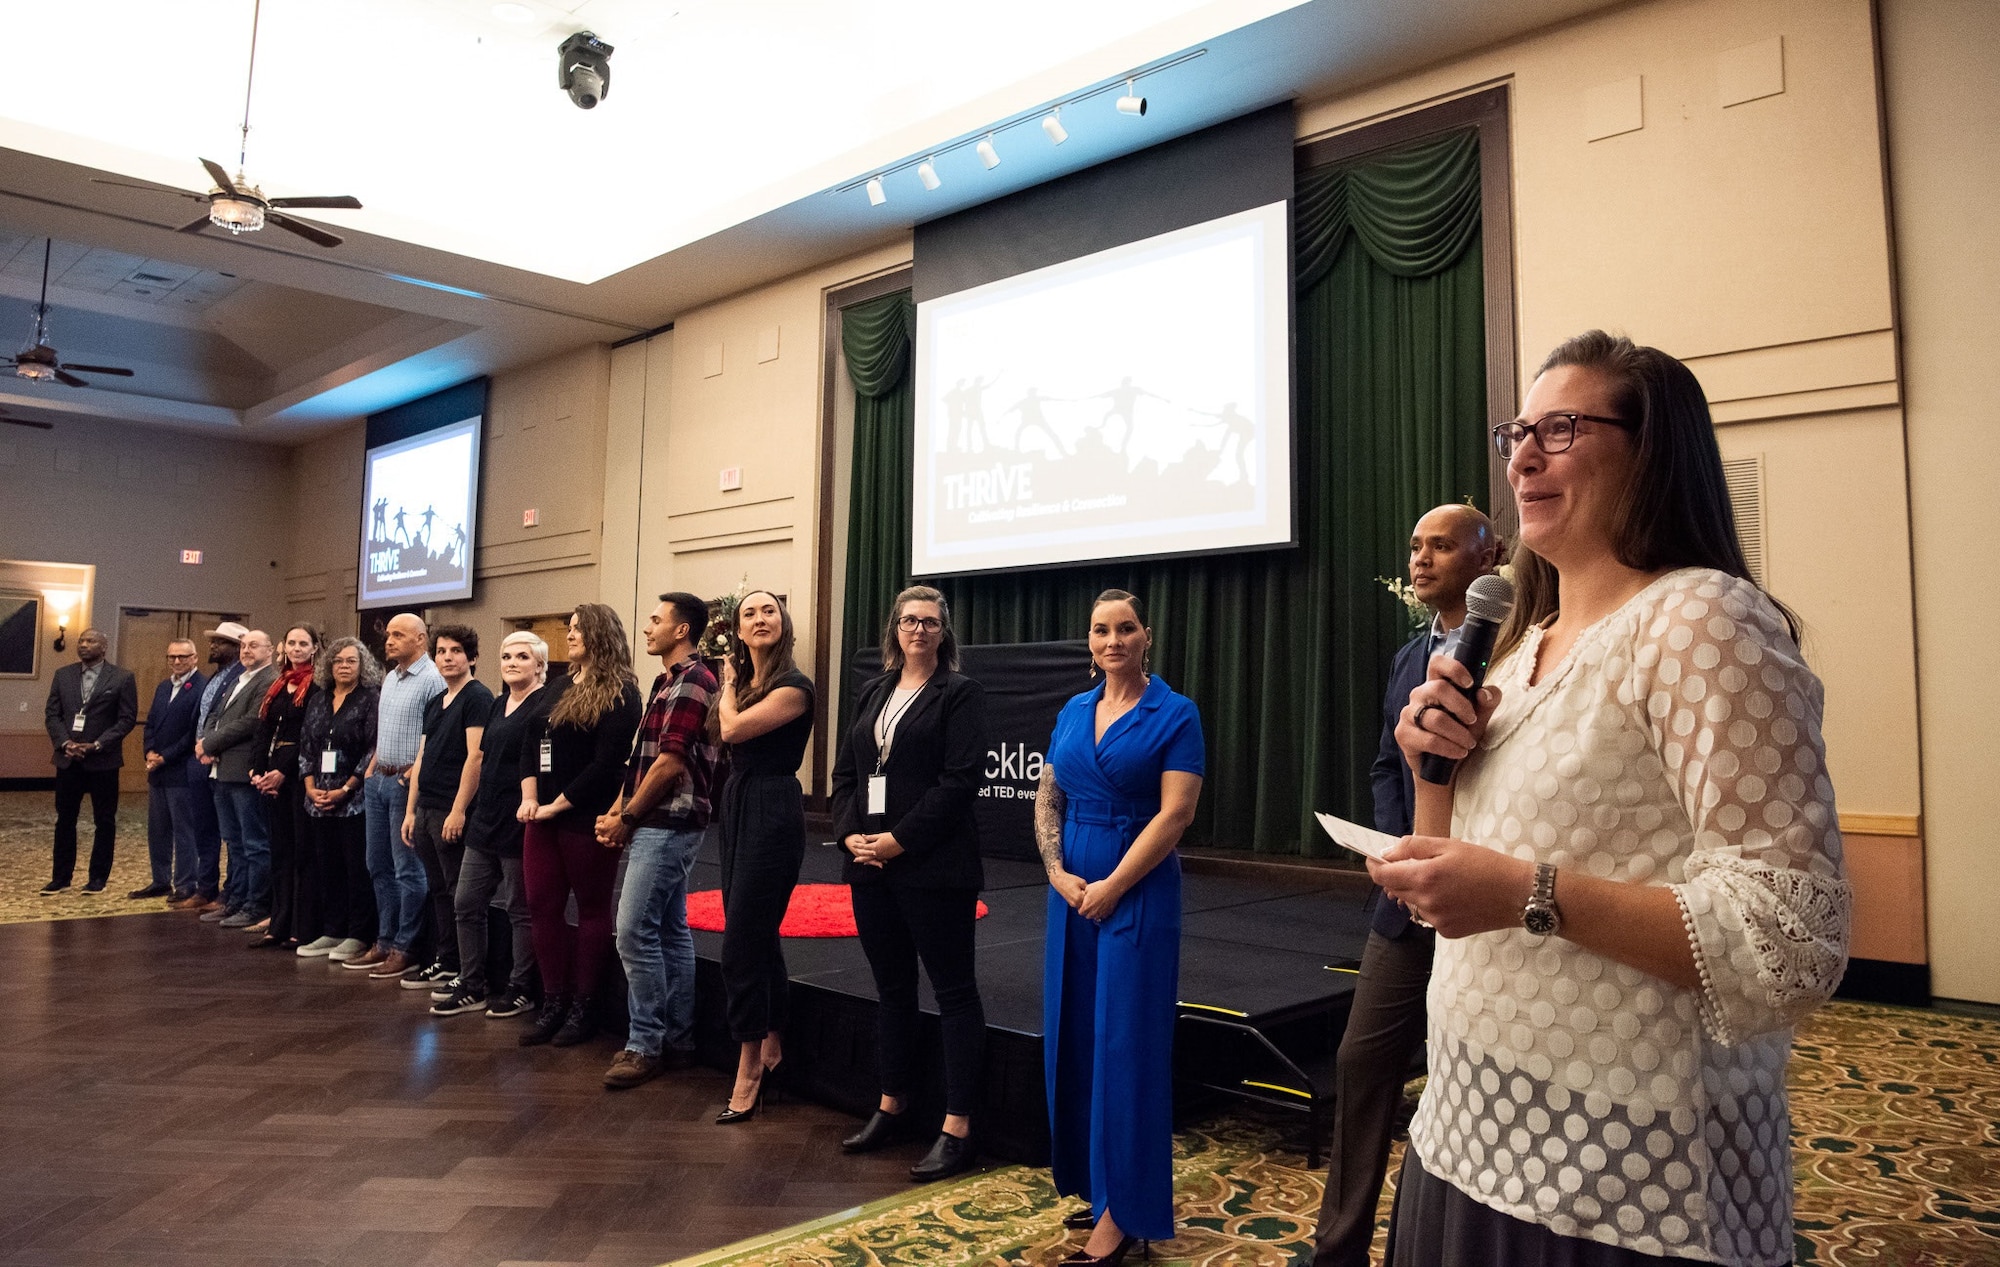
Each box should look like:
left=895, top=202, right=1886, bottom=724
left=1879, top=0, right=2000, bottom=1003
left=601, top=243, right=912, bottom=793
left=1, top=419, right=290, bottom=776
left=282, top=343, right=613, bottom=693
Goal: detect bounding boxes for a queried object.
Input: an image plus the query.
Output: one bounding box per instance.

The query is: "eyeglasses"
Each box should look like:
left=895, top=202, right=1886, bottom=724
left=166, top=652, right=196, bottom=661
left=897, top=616, right=943, bottom=633
left=1491, top=412, right=1630, bottom=459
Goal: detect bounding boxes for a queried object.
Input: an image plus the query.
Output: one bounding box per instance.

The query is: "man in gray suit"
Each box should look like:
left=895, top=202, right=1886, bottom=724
left=198, top=629, right=278, bottom=926
left=41, top=629, right=139, bottom=895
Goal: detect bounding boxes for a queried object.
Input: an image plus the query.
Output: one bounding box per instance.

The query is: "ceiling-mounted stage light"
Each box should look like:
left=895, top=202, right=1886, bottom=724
left=866, top=176, right=886, bottom=206
left=976, top=134, right=1000, bottom=169
left=917, top=157, right=941, bottom=191
left=1116, top=78, right=1148, bottom=116
left=1042, top=108, right=1068, bottom=145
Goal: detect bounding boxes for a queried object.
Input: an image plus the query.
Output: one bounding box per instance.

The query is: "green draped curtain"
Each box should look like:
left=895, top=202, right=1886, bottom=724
left=839, top=128, right=1487, bottom=856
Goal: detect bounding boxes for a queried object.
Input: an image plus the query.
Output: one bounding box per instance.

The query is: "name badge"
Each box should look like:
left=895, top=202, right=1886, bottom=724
left=321, top=750, right=338, bottom=775
left=867, top=774, right=887, bottom=816
left=539, top=738, right=553, bottom=774
left=72, top=712, right=86, bottom=734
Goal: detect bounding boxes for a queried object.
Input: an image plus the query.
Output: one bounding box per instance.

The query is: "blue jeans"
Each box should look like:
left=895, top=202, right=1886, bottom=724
left=615, top=826, right=703, bottom=1057
left=213, top=782, right=272, bottom=916
left=149, top=784, right=199, bottom=892
left=363, top=774, right=428, bottom=951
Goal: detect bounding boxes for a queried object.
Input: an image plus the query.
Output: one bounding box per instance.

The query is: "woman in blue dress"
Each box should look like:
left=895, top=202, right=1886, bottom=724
left=1035, top=589, right=1205, bottom=1265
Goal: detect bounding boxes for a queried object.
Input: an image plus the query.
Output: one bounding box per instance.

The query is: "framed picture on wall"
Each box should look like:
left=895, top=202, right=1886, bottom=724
left=0, top=592, right=41, bottom=679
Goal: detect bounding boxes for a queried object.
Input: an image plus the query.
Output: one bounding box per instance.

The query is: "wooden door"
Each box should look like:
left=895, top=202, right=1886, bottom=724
left=117, top=609, right=238, bottom=793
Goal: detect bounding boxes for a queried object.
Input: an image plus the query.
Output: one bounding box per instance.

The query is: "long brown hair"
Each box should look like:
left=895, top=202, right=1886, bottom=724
left=729, top=590, right=799, bottom=708
left=880, top=585, right=960, bottom=672
left=550, top=603, right=637, bottom=728
left=1494, top=331, right=1798, bottom=666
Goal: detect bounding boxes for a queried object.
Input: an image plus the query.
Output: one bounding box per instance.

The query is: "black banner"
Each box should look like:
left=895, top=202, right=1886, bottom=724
left=851, top=639, right=1091, bottom=861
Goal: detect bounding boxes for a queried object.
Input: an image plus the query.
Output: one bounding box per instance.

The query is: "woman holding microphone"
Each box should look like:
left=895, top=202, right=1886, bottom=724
left=1034, top=590, right=1204, bottom=1265
left=517, top=604, right=642, bottom=1048
left=830, top=585, right=990, bottom=1181
left=713, top=590, right=814, bottom=1124
left=1377, top=331, right=1849, bottom=1266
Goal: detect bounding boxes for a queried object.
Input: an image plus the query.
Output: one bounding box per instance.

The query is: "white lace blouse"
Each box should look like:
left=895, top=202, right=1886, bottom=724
left=1410, top=568, right=1851, bottom=1265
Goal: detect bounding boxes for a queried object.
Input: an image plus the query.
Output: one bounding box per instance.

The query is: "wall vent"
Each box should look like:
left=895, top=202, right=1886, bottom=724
left=1723, top=454, right=1766, bottom=586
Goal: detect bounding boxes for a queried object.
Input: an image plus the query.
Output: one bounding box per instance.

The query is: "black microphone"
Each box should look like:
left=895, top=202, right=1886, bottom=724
left=1417, top=572, right=1516, bottom=786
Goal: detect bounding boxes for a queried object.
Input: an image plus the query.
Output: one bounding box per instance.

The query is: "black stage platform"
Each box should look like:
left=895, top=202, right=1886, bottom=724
left=681, top=835, right=1375, bottom=1165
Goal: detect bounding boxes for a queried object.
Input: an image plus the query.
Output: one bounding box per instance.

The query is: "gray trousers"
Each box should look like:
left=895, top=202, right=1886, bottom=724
left=1309, top=927, right=1435, bottom=1267
left=455, top=846, right=535, bottom=996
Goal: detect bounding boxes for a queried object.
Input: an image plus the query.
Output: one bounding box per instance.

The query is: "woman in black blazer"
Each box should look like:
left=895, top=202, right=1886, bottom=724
left=830, top=584, right=990, bottom=1182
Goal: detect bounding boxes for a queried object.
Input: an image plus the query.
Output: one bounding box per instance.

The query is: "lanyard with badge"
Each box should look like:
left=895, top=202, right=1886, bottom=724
left=72, top=670, right=95, bottom=735
left=867, top=681, right=924, bottom=818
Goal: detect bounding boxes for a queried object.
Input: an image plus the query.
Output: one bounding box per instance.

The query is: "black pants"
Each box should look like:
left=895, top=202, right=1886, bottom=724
left=311, top=814, right=375, bottom=943
left=409, top=805, right=465, bottom=972
left=1309, top=927, right=1435, bottom=1267
left=52, top=766, right=121, bottom=888
left=456, top=847, right=534, bottom=996
left=851, top=881, right=986, bottom=1118
left=267, top=783, right=315, bottom=943
left=718, top=773, right=804, bottom=1043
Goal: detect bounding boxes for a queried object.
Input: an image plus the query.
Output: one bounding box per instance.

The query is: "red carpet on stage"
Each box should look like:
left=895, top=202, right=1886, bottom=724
left=687, top=884, right=990, bottom=938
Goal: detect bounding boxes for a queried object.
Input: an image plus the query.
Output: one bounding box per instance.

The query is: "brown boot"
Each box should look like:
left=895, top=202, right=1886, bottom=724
left=604, top=1049, right=663, bottom=1090
left=368, top=950, right=412, bottom=980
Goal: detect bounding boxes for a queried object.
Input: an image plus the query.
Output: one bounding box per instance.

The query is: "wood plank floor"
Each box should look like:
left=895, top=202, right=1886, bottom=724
left=0, top=911, right=929, bottom=1266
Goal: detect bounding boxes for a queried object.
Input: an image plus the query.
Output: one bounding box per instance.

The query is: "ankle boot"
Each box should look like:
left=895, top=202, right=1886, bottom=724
left=551, top=995, right=597, bottom=1047
left=519, top=993, right=570, bottom=1047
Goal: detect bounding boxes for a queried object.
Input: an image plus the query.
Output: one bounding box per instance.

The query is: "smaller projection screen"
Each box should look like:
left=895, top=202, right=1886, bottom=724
left=912, top=200, right=1291, bottom=576
left=358, top=413, right=481, bottom=608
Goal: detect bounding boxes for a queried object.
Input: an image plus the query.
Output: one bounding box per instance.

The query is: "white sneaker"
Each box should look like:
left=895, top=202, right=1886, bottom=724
left=326, top=938, right=369, bottom=962
left=296, top=936, right=341, bottom=958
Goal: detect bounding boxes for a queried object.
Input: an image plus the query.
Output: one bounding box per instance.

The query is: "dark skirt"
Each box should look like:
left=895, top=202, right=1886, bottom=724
left=1385, top=1150, right=1786, bottom=1267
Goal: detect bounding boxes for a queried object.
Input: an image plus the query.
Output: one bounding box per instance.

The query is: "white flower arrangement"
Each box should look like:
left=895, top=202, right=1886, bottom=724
left=697, top=574, right=753, bottom=662
left=1378, top=575, right=1430, bottom=631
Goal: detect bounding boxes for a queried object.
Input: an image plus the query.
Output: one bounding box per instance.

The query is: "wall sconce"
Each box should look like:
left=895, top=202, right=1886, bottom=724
left=44, top=590, right=77, bottom=653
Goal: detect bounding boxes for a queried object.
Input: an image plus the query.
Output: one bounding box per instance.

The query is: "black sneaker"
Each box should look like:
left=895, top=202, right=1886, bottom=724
left=429, top=976, right=464, bottom=1002
left=80, top=882, right=106, bottom=894
left=485, top=990, right=534, bottom=1019
left=38, top=881, right=69, bottom=896
left=429, top=988, right=488, bottom=1017
left=400, top=962, right=449, bottom=991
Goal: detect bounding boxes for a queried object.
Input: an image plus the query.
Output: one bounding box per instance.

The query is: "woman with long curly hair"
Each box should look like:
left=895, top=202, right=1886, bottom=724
left=517, top=603, right=643, bottom=1048
left=712, top=589, right=815, bottom=1123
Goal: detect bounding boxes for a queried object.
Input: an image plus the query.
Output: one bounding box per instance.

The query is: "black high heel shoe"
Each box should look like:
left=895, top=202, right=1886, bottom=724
left=1063, top=1208, right=1097, bottom=1231
left=716, top=1075, right=764, bottom=1124
left=1058, top=1235, right=1146, bottom=1266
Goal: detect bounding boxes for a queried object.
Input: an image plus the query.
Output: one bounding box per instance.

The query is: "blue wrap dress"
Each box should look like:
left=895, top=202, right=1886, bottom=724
left=1043, top=674, right=1205, bottom=1241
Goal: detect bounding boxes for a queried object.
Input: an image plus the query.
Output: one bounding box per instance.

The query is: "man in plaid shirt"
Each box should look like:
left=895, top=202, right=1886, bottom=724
left=596, top=592, right=720, bottom=1089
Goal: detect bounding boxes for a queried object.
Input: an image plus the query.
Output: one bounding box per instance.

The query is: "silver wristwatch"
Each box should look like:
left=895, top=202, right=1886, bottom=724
left=1523, top=862, right=1562, bottom=937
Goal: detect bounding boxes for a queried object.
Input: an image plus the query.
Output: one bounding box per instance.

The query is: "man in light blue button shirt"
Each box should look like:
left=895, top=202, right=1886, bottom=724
left=343, top=613, right=444, bottom=980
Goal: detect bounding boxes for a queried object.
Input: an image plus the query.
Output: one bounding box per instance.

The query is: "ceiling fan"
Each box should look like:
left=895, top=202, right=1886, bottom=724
left=0, top=407, right=55, bottom=431
left=91, top=0, right=361, bottom=248
left=4, top=240, right=137, bottom=389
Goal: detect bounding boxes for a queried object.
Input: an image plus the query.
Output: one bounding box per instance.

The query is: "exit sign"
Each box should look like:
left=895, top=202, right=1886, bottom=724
left=180, top=549, right=203, bottom=564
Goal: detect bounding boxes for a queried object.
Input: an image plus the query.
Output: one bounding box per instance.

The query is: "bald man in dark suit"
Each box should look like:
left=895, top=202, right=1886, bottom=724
left=42, top=629, right=139, bottom=895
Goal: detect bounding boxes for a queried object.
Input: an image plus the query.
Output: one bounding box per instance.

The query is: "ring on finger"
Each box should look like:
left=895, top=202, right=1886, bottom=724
left=1414, top=703, right=1440, bottom=732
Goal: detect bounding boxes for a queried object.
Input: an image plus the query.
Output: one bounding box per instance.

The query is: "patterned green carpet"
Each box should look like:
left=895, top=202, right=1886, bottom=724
left=0, top=789, right=164, bottom=924
left=671, top=1006, right=2000, bottom=1266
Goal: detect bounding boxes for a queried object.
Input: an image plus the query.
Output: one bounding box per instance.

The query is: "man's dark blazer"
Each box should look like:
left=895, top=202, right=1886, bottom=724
left=1368, top=628, right=1436, bottom=940
left=44, top=660, right=140, bottom=772
left=143, top=671, right=207, bottom=788
left=199, top=663, right=279, bottom=784
left=830, top=668, right=989, bottom=891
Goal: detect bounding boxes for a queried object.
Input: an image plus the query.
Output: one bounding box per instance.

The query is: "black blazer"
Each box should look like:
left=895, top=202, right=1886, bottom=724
left=830, top=669, right=988, bottom=891
left=143, top=671, right=207, bottom=787
left=1368, top=628, right=1436, bottom=939
left=44, top=661, right=139, bottom=772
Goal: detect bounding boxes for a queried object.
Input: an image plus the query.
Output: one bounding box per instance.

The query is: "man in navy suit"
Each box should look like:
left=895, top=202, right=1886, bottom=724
left=1303, top=504, right=1498, bottom=1267
left=170, top=623, right=247, bottom=912
left=136, top=639, right=207, bottom=901
left=41, top=628, right=140, bottom=895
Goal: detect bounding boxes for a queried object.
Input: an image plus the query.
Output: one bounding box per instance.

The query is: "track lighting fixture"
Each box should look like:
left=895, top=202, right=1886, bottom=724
left=1042, top=108, right=1069, bottom=145
left=976, top=135, right=1000, bottom=169
left=1116, top=79, right=1148, bottom=116
left=918, top=157, right=941, bottom=191
left=866, top=176, right=886, bottom=206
